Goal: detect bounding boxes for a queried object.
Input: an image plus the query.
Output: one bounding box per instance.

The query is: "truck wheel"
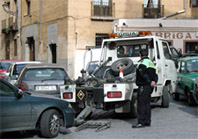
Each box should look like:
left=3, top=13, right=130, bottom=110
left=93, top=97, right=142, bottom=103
left=111, top=59, right=134, bottom=76
left=161, top=86, right=169, bottom=108
left=40, top=109, right=60, bottom=138
left=186, top=89, right=196, bottom=106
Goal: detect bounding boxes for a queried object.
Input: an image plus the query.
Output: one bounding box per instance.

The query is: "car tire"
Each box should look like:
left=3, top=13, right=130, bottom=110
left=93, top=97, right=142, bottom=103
left=186, top=89, right=196, bottom=106
left=111, top=59, right=134, bottom=76
left=40, top=109, right=60, bottom=138
left=161, top=86, right=169, bottom=108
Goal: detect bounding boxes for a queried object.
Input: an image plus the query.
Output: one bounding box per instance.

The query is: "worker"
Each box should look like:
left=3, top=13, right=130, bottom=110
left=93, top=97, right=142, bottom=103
left=132, top=50, right=158, bottom=128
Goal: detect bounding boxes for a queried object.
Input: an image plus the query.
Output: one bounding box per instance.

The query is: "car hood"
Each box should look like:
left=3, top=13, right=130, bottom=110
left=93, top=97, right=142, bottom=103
left=24, top=92, right=69, bottom=107
left=186, top=74, right=198, bottom=81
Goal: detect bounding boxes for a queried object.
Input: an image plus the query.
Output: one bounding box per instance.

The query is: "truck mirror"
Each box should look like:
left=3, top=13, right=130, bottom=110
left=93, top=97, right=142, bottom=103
left=177, top=48, right=182, bottom=56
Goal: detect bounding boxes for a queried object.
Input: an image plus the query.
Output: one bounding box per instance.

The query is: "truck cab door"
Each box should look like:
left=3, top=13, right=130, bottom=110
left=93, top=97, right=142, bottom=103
left=162, top=41, right=177, bottom=93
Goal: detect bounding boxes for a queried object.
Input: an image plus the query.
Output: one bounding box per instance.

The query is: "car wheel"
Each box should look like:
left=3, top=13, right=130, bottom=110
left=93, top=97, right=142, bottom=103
left=111, top=59, right=134, bottom=76
left=40, top=109, right=60, bottom=138
left=186, top=89, right=196, bottom=106
left=161, top=86, right=169, bottom=108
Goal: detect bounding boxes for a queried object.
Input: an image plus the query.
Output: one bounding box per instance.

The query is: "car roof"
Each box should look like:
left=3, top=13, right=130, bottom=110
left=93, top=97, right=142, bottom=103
left=178, top=56, right=198, bottom=61
left=11, top=61, right=42, bottom=64
left=0, top=60, right=23, bottom=62
left=23, top=63, right=65, bottom=69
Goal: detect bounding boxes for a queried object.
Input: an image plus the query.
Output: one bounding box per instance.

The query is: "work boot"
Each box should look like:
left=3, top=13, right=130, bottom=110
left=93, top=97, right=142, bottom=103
left=132, top=123, right=145, bottom=128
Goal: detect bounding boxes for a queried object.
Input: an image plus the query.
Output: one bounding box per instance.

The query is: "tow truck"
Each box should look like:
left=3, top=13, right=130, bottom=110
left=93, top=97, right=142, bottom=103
left=60, top=31, right=177, bottom=124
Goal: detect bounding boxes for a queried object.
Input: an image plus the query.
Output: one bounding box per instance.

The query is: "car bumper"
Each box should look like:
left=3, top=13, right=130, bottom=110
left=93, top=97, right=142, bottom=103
left=65, top=107, right=75, bottom=128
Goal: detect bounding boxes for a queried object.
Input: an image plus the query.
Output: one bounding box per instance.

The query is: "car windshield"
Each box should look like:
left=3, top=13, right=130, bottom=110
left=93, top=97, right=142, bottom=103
left=0, top=62, right=12, bottom=70
left=186, top=59, right=198, bottom=73
left=23, top=68, right=67, bottom=81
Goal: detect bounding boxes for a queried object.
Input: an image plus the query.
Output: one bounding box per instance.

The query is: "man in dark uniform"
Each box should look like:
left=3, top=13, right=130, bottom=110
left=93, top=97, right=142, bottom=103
left=132, top=50, right=158, bottom=128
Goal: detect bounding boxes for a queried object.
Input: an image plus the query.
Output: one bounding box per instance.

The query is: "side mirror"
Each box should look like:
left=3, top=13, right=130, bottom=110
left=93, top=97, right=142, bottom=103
left=16, top=90, right=23, bottom=99
left=177, top=48, right=182, bottom=57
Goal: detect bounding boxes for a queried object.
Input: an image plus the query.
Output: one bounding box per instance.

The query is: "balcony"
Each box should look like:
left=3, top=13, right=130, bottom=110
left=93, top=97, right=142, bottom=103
left=9, top=17, right=18, bottom=32
left=142, top=4, right=164, bottom=18
left=91, top=1, right=115, bottom=21
left=1, top=17, right=18, bottom=34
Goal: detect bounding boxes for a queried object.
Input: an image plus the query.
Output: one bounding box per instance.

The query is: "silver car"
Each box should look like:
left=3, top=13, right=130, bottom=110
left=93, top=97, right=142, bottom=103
left=16, top=64, right=69, bottom=98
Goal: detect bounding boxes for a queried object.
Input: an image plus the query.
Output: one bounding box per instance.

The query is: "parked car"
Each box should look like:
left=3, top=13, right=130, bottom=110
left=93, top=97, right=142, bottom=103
left=193, top=77, right=198, bottom=105
left=0, top=78, right=74, bottom=138
left=0, top=60, right=22, bottom=79
left=4, top=61, right=42, bottom=85
left=16, top=64, right=69, bottom=98
left=173, top=56, right=198, bottom=105
left=182, top=52, right=198, bottom=57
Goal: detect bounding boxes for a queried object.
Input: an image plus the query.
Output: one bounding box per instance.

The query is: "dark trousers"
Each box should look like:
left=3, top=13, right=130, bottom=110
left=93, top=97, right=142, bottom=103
left=137, top=85, right=153, bottom=125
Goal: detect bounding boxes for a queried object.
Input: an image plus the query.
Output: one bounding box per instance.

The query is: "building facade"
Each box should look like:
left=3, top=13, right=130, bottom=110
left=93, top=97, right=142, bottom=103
left=1, top=0, right=198, bottom=78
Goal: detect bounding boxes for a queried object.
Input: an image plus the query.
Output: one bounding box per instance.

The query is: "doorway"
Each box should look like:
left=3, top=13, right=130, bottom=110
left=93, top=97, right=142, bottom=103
left=185, top=41, right=198, bottom=53
left=5, top=40, right=10, bottom=60
left=27, top=37, right=35, bottom=61
left=49, top=43, right=57, bottom=63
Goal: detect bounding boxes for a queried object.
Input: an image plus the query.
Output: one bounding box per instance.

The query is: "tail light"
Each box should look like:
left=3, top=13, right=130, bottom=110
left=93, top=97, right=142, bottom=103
left=0, top=75, right=5, bottom=79
left=18, top=82, right=27, bottom=91
left=63, top=92, right=73, bottom=99
left=107, top=91, right=122, bottom=98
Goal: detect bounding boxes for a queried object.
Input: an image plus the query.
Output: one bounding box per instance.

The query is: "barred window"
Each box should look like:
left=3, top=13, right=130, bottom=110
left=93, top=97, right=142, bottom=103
left=190, top=0, right=198, bottom=7
left=95, top=33, right=109, bottom=47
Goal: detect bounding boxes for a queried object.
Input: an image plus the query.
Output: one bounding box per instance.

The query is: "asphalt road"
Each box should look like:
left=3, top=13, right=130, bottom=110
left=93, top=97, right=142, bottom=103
left=1, top=97, right=198, bottom=139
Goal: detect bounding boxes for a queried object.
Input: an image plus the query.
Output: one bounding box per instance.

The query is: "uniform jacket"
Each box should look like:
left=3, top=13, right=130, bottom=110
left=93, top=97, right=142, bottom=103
left=136, top=57, right=158, bottom=86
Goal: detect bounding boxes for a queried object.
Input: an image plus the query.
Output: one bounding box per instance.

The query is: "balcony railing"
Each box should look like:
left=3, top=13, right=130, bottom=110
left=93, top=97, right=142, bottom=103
left=9, top=16, right=18, bottom=31
left=2, top=19, right=6, bottom=30
left=142, top=4, right=164, bottom=18
left=91, top=1, right=115, bottom=20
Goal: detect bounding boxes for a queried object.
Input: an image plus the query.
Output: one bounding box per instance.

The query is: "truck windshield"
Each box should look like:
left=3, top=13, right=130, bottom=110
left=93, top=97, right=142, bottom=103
left=106, top=39, right=150, bottom=58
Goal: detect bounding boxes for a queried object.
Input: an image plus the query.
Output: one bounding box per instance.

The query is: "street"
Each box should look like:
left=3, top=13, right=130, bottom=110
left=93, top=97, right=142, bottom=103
left=1, top=97, right=198, bottom=139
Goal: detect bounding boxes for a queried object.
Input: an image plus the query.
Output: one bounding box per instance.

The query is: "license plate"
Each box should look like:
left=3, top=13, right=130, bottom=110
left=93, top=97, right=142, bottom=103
left=35, top=85, right=57, bottom=91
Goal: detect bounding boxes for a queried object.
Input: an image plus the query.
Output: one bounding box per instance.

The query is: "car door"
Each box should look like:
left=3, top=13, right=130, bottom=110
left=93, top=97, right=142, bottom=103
left=177, top=61, right=186, bottom=95
left=0, top=80, right=31, bottom=131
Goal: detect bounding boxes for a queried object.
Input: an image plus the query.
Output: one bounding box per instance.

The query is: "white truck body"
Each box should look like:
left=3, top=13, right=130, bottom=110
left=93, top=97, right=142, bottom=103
left=60, top=33, right=177, bottom=114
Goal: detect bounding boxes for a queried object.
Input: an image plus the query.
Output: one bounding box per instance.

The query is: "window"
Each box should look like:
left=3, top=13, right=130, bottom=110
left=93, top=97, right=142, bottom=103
left=162, top=42, right=171, bottom=59
left=13, top=64, right=27, bottom=75
left=95, top=33, right=109, bottom=47
left=23, top=68, right=67, bottom=81
left=144, top=0, right=159, bottom=8
left=0, top=81, right=15, bottom=96
left=186, top=59, right=198, bottom=73
left=92, top=0, right=113, bottom=17
left=26, top=0, right=31, bottom=15
left=180, top=61, right=185, bottom=74
left=190, top=0, right=198, bottom=7
left=14, top=39, right=17, bottom=56
left=156, top=41, right=160, bottom=59
left=14, top=0, right=17, bottom=12
left=93, top=0, right=109, bottom=6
